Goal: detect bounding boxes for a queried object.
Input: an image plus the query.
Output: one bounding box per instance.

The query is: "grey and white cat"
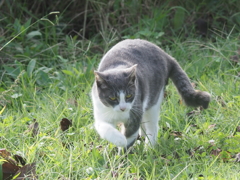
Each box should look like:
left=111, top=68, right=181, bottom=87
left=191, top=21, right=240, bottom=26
left=91, top=39, right=210, bottom=151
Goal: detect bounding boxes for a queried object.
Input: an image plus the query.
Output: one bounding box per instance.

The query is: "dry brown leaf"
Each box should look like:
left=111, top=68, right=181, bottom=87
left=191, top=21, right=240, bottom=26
left=207, top=124, right=216, bottom=131
left=0, top=149, right=11, bottom=158
left=209, top=148, right=231, bottom=162
left=25, top=119, right=39, bottom=137
left=0, top=149, right=18, bottom=166
left=13, top=155, right=26, bottom=166
left=2, top=161, right=21, bottom=180
left=0, top=149, right=37, bottom=179
left=14, top=163, right=37, bottom=180
left=210, top=148, right=222, bottom=156
left=60, top=118, right=72, bottom=131
left=170, top=131, right=182, bottom=137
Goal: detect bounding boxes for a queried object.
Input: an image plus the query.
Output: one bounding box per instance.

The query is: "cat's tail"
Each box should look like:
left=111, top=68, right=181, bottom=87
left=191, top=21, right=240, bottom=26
left=169, top=58, right=210, bottom=109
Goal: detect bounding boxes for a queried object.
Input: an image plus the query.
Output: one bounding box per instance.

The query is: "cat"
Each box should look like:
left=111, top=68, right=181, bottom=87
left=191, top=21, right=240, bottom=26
left=91, top=39, right=210, bottom=151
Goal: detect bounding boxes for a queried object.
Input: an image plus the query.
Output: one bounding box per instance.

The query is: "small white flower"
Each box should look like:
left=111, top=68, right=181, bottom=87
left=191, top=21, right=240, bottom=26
left=86, top=167, right=94, bottom=175
left=208, top=139, right=215, bottom=145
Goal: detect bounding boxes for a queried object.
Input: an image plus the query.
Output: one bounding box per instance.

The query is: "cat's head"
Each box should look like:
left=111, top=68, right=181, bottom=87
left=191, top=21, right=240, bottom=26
left=94, top=65, right=137, bottom=112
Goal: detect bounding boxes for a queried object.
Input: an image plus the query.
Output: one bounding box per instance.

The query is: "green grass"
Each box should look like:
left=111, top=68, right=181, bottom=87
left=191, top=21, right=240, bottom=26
left=1, top=34, right=239, bottom=179
left=0, top=1, right=240, bottom=179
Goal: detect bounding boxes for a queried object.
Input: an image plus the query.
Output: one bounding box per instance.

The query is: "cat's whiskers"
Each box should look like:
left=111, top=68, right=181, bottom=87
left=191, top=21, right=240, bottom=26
left=100, top=108, right=116, bottom=120
left=130, top=106, right=142, bottom=119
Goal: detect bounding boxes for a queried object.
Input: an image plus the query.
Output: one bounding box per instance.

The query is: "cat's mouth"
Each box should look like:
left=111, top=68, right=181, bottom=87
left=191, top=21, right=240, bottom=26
left=119, top=105, right=126, bottom=112
left=116, top=109, right=129, bottom=113
left=114, top=106, right=130, bottom=113
left=114, top=103, right=132, bottom=113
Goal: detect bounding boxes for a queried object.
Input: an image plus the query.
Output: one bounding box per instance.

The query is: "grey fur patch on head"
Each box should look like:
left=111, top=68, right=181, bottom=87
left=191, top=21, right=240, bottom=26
left=94, top=65, right=137, bottom=107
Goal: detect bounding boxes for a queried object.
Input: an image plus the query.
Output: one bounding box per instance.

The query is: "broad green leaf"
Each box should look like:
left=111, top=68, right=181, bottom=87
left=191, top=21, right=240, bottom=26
left=27, top=59, right=36, bottom=77
left=3, top=65, right=21, bottom=79
left=15, top=43, right=24, bottom=53
left=173, top=8, right=185, bottom=30
left=13, top=19, right=21, bottom=33
left=62, top=70, right=74, bottom=76
left=24, top=18, right=31, bottom=28
left=138, top=30, right=152, bottom=37
left=26, top=31, right=42, bottom=39
left=73, top=68, right=80, bottom=74
left=0, top=87, right=5, bottom=93
left=155, top=32, right=164, bottom=39
left=36, top=71, right=51, bottom=86
left=57, top=55, right=68, bottom=63
left=36, top=67, right=52, bottom=73
left=170, top=6, right=189, bottom=30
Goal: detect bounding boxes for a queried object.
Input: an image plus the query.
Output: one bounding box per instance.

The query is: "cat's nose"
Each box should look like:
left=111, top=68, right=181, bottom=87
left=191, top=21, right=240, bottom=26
left=120, top=107, right=126, bottom=111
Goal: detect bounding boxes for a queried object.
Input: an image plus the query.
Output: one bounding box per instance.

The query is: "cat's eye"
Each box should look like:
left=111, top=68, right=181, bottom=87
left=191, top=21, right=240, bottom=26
left=109, top=96, right=117, bottom=101
left=126, top=94, right=132, bottom=99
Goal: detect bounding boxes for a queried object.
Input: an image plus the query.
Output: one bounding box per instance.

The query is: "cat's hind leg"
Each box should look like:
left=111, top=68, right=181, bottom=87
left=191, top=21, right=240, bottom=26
left=141, top=108, right=160, bottom=146
left=141, top=88, right=164, bottom=147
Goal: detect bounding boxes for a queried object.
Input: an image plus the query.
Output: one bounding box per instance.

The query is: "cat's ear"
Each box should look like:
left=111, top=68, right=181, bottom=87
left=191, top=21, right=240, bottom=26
left=94, top=71, right=103, bottom=81
left=129, top=64, right=137, bottom=75
left=128, top=64, right=137, bottom=83
left=94, top=71, right=107, bottom=88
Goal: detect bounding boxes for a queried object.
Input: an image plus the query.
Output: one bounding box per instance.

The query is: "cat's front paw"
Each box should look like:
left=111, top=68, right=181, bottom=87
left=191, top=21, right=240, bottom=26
left=111, top=134, right=127, bottom=147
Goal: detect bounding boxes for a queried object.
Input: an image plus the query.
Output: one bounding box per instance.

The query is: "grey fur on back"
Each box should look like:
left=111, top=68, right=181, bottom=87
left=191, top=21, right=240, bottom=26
left=97, top=39, right=210, bottom=110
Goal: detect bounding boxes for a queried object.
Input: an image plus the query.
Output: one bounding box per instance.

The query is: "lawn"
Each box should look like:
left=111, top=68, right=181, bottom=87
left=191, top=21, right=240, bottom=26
left=0, top=1, right=240, bottom=179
